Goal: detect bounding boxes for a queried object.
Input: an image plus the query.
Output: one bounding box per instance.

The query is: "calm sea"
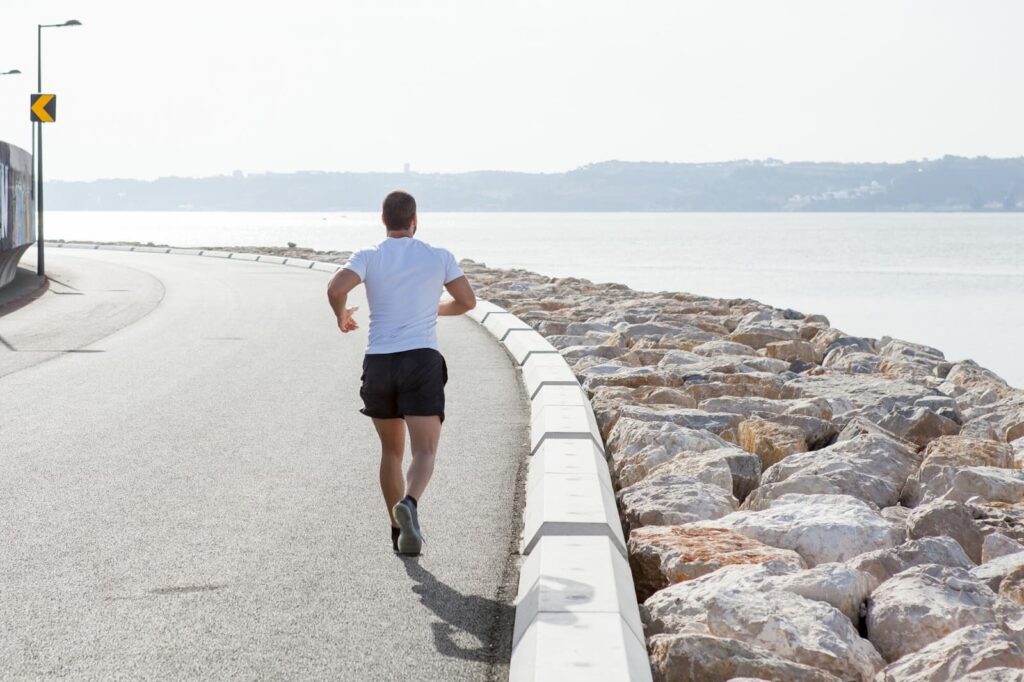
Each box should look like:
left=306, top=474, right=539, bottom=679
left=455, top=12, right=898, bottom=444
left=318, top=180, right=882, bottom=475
left=47, top=211, right=1024, bottom=387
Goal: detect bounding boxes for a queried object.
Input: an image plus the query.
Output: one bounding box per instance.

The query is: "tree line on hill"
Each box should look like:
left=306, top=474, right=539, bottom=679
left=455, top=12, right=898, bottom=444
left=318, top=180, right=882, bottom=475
left=47, top=156, right=1024, bottom=212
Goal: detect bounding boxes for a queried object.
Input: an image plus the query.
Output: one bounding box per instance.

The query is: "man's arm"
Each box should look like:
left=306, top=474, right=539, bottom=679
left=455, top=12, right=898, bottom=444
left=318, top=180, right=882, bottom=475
left=327, top=268, right=363, bottom=333
left=439, top=275, right=476, bottom=316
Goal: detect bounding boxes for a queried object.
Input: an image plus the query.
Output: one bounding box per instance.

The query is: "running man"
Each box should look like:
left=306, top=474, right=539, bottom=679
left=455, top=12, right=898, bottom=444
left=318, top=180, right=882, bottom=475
left=326, top=191, right=476, bottom=556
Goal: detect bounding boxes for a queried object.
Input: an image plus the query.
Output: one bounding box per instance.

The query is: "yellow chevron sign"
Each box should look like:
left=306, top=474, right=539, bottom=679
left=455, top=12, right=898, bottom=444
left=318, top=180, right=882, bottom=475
left=31, top=94, right=56, bottom=123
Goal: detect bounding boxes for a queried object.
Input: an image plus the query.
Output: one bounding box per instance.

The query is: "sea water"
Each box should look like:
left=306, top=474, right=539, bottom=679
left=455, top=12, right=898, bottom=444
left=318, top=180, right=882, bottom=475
left=47, top=211, right=1024, bottom=387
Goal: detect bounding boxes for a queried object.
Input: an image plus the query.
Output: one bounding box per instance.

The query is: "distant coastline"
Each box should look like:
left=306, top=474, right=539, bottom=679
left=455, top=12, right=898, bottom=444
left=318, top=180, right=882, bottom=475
left=47, top=156, right=1024, bottom=212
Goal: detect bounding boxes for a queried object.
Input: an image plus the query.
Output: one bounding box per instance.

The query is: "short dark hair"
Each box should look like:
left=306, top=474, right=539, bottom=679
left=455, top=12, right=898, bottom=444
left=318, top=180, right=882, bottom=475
left=382, top=191, right=417, bottom=231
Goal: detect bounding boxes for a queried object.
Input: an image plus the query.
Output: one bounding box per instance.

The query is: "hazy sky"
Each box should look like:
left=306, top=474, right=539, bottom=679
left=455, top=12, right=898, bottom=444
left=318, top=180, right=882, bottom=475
left=1, top=1, right=1021, bottom=180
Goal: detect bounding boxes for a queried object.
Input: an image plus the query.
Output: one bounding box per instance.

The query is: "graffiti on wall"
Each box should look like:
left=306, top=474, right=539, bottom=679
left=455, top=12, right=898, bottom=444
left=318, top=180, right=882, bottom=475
left=0, top=141, right=35, bottom=253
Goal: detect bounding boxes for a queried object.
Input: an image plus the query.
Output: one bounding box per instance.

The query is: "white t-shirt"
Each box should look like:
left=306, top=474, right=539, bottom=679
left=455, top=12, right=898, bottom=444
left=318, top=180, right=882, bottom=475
left=342, top=236, right=465, bottom=355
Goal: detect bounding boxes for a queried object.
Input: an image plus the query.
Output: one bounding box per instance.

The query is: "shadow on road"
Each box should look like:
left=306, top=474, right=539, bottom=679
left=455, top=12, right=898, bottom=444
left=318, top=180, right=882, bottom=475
left=402, top=557, right=514, bottom=664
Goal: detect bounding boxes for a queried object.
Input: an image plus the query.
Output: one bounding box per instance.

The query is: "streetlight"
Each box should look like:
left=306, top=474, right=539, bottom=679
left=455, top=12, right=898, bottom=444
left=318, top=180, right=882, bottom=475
left=35, top=19, right=82, bottom=278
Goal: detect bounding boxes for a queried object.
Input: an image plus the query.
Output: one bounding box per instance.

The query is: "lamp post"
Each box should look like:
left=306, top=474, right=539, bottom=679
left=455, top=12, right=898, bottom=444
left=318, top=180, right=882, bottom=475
left=36, top=19, right=81, bottom=278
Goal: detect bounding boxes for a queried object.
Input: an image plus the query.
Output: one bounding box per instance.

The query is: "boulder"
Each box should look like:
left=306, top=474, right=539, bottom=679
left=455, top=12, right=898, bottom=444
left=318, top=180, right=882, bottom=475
left=983, top=533, right=1024, bottom=563
left=866, top=565, right=1004, bottom=662
left=906, top=500, right=986, bottom=563
left=876, top=624, right=1024, bottom=682
left=648, top=632, right=842, bottom=682
left=737, top=418, right=808, bottom=468
left=781, top=373, right=936, bottom=419
left=643, top=564, right=884, bottom=681
left=974, top=502, right=1024, bottom=545
left=683, top=372, right=787, bottom=402
left=938, top=466, right=1024, bottom=505
left=618, top=478, right=737, bottom=530
left=768, top=562, right=874, bottom=624
left=615, top=405, right=744, bottom=443
left=879, top=506, right=911, bottom=542
left=628, top=526, right=806, bottom=601
left=846, top=536, right=974, bottom=589
left=720, top=450, right=762, bottom=502
left=959, top=669, right=1024, bottom=682
left=729, top=325, right=801, bottom=350
left=835, top=417, right=918, bottom=451
left=1000, top=565, right=1024, bottom=606
left=878, top=405, right=961, bottom=449
left=637, top=386, right=699, bottom=408
left=692, top=339, right=758, bottom=357
left=692, top=493, right=902, bottom=566
left=699, top=396, right=790, bottom=417
left=902, top=435, right=1016, bottom=507
left=822, top=348, right=881, bottom=374
left=606, top=419, right=733, bottom=488
left=763, top=339, right=821, bottom=364
left=971, top=551, right=1024, bottom=591
left=644, top=449, right=736, bottom=491
left=742, top=475, right=848, bottom=511
left=758, top=434, right=921, bottom=509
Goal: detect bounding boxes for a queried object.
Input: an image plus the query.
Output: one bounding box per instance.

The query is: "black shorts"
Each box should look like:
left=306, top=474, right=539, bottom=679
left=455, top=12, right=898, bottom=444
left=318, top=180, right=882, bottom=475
left=359, top=348, right=448, bottom=422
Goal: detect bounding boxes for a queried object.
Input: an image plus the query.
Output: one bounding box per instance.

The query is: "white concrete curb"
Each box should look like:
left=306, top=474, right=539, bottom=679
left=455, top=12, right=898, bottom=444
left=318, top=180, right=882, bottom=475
left=465, top=299, right=650, bottom=682
left=53, top=243, right=341, bottom=274
left=50, top=244, right=650, bottom=681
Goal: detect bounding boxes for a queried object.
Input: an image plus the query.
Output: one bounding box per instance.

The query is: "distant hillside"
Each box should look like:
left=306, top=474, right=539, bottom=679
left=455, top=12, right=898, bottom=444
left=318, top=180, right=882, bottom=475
left=47, top=156, right=1024, bottom=211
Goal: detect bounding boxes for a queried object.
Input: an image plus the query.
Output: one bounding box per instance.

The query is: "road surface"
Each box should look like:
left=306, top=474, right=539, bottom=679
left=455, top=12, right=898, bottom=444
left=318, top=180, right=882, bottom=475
left=0, top=248, right=528, bottom=680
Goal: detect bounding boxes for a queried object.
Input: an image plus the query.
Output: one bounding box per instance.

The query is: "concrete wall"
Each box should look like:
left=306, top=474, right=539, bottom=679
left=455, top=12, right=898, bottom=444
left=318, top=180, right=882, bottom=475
left=0, top=140, right=35, bottom=289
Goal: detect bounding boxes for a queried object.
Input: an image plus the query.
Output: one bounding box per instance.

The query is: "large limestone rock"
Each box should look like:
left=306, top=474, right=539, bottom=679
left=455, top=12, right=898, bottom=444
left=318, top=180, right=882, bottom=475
left=692, top=494, right=902, bottom=566
left=729, top=323, right=800, bottom=350
left=618, top=477, right=737, bottom=530
left=720, top=450, right=762, bottom=502
left=737, top=418, right=808, bottom=468
left=644, top=450, right=736, bottom=492
left=906, top=500, right=986, bottom=563
left=971, top=551, right=1024, bottom=591
left=902, top=435, right=1016, bottom=507
left=866, top=564, right=1006, bottom=662
left=763, top=339, right=821, bottom=364
left=692, top=339, right=758, bottom=357
left=643, top=564, right=884, bottom=681
left=758, top=434, right=921, bottom=509
left=742, top=475, right=850, bottom=511
left=1001, top=565, right=1024, bottom=606
left=847, top=536, right=974, bottom=589
left=627, top=525, right=806, bottom=601
left=984, top=533, right=1024, bottom=563
left=959, top=669, right=1024, bottom=682
left=938, top=466, right=1024, bottom=505
left=648, top=632, right=842, bottom=682
left=876, top=624, right=1024, bottom=682
left=877, top=405, right=960, bottom=448
left=606, top=418, right=733, bottom=488
left=781, top=373, right=937, bottom=420
left=768, top=562, right=874, bottom=624
left=615, top=405, right=744, bottom=443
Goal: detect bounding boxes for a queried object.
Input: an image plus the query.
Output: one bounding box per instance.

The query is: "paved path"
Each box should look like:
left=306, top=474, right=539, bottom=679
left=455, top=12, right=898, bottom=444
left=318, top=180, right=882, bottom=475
left=0, top=249, right=528, bottom=680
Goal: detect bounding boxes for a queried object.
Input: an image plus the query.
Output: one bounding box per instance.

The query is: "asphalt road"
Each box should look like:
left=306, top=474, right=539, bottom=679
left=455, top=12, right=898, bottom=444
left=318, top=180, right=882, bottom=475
left=0, top=249, right=529, bottom=680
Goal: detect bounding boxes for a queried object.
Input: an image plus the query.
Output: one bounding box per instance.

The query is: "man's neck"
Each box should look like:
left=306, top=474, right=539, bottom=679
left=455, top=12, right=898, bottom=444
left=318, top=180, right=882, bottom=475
left=386, top=230, right=414, bottom=239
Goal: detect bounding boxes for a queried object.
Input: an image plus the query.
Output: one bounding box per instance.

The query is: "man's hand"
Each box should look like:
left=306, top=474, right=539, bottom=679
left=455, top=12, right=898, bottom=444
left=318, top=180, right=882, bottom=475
left=338, top=306, right=359, bottom=333
left=327, top=269, right=362, bottom=336
left=438, top=276, right=476, bottom=316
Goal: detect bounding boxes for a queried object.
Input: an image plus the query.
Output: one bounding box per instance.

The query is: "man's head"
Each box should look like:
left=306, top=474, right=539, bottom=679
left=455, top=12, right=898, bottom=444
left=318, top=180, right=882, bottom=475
left=382, top=190, right=417, bottom=234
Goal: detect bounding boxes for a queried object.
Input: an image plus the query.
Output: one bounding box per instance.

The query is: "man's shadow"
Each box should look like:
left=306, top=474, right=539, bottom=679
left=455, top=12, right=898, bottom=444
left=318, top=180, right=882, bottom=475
left=402, top=557, right=515, bottom=664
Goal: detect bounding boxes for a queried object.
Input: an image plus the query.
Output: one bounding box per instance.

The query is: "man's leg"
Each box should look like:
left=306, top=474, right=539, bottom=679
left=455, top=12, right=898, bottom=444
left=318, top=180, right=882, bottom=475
left=372, top=418, right=406, bottom=526
left=404, top=415, right=442, bottom=501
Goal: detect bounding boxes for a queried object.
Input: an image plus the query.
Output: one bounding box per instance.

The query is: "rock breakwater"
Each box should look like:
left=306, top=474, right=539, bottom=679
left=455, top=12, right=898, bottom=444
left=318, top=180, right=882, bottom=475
left=90, top=242, right=1024, bottom=681
left=458, top=259, right=1024, bottom=682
